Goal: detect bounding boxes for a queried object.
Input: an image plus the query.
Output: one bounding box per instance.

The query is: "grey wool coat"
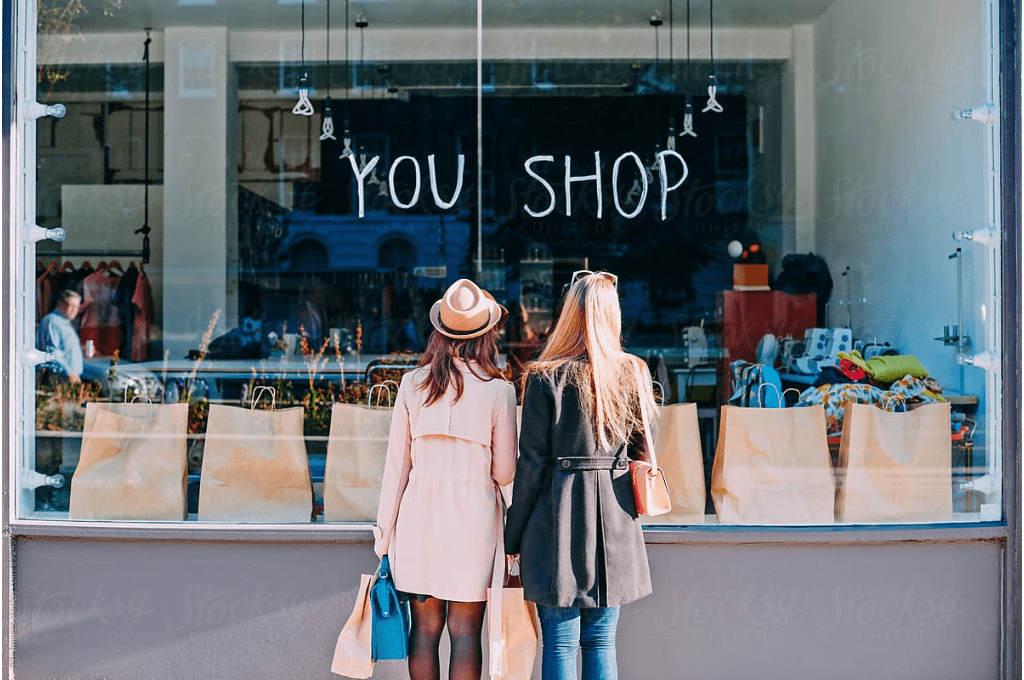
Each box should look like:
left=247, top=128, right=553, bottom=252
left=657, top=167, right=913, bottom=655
left=504, top=370, right=653, bottom=608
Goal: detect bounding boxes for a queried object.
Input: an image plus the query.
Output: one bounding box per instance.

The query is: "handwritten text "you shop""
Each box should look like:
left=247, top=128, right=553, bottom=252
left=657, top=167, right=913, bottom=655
left=345, top=150, right=690, bottom=221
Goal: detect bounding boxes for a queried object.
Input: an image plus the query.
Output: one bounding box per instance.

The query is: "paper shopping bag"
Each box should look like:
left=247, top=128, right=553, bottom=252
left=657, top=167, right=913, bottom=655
left=323, top=404, right=392, bottom=522
left=836, top=402, right=952, bottom=522
left=331, top=573, right=376, bottom=679
left=198, top=402, right=313, bottom=522
left=711, top=404, right=835, bottom=524
left=492, top=586, right=539, bottom=680
left=642, top=402, right=706, bottom=524
left=69, top=402, right=188, bottom=520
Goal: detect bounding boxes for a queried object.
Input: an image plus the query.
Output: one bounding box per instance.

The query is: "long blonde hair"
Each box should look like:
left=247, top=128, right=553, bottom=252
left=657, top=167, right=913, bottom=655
left=528, top=273, right=658, bottom=450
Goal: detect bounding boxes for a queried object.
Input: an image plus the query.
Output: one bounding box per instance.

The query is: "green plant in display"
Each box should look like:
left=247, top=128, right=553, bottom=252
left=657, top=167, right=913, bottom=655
left=35, top=379, right=100, bottom=431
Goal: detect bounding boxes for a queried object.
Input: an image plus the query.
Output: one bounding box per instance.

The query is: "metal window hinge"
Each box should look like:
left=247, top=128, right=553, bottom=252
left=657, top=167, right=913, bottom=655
left=22, top=469, right=65, bottom=491
left=27, top=101, right=66, bottom=120
left=956, top=350, right=998, bottom=372
left=951, top=102, right=997, bottom=125
left=952, top=225, right=1000, bottom=246
left=29, top=224, right=66, bottom=243
left=23, top=348, right=55, bottom=367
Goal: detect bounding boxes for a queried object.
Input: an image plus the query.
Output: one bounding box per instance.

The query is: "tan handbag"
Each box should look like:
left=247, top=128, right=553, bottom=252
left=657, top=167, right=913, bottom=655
left=323, top=385, right=396, bottom=522
left=69, top=401, right=189, bottom=521
left=643, top=402, right=706, bottom=524
left=198, top=387, right=313, bottom=522
left=836, top=402, right=952, bottom=522
left=331, top=573, right=376, bottom=679
left=629, top=362, right=672, bottom=517
left=711, top=403, right=835, bottom=524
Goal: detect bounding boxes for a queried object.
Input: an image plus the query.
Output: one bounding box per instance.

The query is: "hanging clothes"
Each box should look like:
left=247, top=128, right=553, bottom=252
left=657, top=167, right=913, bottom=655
left=114, top=264, right=140, bottom=360
left=80, top=267, right=122, bottom=358
left=131, top=266, right=155, bottom=362
left=36, top=262, right=55, bottom=321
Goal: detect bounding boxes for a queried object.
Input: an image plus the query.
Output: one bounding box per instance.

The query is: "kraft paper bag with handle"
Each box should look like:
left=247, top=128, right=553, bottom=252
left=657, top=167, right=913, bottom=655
left=490, top=578, right=539, bottom=680
left=331, top=573, right=376, bottom=679
left=69, top=402, right=189, bottom=520
left=711, top=403, right=835, bottom=524
left=836, top=402, right=953, bottom=523
left=642, top=402, right=706, bottom=524
left=198, top=387, right=313, bottom=522
left=323, top=400, right=393, bottom=523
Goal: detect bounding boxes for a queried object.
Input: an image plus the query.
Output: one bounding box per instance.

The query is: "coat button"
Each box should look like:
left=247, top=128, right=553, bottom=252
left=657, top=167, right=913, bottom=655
left=561, top=460, right=570, bottom=468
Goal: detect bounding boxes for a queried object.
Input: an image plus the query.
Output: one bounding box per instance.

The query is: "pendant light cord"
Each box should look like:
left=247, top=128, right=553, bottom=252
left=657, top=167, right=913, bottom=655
left=669, top=0, right=674, bottom=86
left=344, top=0, right=350, bottom=113
left=325, top=0, right=331, bottom=97
left=709, top=0, right=716, bottom=76
left=686, top=0, right=691, bottom=91
left=135, top=29, right=152, bottom=263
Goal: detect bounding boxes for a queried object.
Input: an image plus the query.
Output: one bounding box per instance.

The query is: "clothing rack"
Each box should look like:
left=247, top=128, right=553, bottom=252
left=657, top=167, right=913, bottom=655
left=38, top=249, right=146, bottom=259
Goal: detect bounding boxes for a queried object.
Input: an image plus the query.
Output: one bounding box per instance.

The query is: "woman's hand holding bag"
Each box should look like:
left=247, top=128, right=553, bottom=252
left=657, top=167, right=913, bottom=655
left=370, top=555, right=410, bottom=661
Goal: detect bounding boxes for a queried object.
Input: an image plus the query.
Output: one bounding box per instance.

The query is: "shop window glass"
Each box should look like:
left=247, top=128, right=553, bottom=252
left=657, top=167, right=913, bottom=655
left=21, top=0, right=1006, bottom=527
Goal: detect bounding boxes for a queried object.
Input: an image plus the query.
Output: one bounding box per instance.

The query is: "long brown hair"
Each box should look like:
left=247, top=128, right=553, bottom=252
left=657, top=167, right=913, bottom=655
left=416, top=329, right=503, bottom=405
left=529, top=273, right=658, bottom=450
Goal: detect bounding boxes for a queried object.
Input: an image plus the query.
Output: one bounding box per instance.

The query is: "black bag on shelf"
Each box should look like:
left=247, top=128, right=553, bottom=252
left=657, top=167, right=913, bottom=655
left=773, top=253, right=833, bottom=326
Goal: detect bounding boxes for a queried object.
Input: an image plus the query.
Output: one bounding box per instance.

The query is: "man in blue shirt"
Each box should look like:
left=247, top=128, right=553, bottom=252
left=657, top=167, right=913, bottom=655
left=37, top=289, right=84, bottom=384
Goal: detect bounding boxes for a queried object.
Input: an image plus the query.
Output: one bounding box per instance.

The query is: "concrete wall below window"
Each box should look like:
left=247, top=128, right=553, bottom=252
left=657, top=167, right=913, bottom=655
left=12, top=534, right=1003, bottom=680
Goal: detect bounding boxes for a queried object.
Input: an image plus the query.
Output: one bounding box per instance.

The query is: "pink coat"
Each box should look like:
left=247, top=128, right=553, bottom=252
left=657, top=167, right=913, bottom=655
left=374, top=360, right=518, bottom=602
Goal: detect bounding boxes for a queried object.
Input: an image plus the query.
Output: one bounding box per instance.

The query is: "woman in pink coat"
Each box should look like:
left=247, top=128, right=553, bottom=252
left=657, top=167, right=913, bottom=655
left=375, top=279, right=518, bottom=680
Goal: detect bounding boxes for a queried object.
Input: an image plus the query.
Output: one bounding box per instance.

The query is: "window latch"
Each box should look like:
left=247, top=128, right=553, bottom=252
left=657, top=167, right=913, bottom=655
left=22, top=469, right=65, bottom=491
left=951, top=102, right=996, bottom=125
left=27, top=101, right=66, bottom=120
left=23, top=348, right=56, bottom=367
left=956, top=350, right=998, bottom=372
left=953, top=226, right=1000, bottom=246
left=29, top=224, right=65, bottom=243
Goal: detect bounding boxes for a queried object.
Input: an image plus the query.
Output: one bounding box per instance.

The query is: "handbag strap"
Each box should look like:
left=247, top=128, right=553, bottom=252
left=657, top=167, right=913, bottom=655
left=630, top=359, right=658, bottom=470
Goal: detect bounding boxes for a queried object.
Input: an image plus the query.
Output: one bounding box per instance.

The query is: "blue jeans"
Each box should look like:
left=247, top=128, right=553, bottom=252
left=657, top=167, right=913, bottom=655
left=536, top=604, right=620, bottom=680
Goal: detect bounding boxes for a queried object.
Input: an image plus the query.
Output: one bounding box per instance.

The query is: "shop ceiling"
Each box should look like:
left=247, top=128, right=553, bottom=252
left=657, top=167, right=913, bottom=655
left=76, top=0, right=836, bottom=32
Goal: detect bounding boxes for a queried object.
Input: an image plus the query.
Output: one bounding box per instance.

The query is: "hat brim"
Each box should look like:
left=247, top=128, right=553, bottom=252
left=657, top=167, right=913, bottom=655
left=429, top=298, right=503, bottom=339
left=481, top=290, right=509, bottom=328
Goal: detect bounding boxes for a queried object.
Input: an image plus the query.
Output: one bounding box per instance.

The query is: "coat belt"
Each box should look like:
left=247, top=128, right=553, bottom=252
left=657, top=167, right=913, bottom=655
left=555, top=456, right=628, bottom=471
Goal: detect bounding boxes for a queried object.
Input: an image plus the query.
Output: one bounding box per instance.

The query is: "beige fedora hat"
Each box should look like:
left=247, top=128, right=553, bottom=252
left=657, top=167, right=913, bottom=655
left=430, top=279, right=504, bottom=339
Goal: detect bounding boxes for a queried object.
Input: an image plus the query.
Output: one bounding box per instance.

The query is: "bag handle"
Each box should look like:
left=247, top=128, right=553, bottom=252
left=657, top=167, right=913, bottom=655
left=367, top=380, right=400, bottom=408
left=250, top=386, right=276, bottom=410
left=123, top=386, right=153, bottom=403
left=651, top=380, right=667, bottom=406
left=756, top=382, right=783, bottom=408
left=373, top=556, right=394, bottom=617
left=125, top=388, right=153, bottom=404
left=783, top=387, right=802, bottom=406
left=630, top=360, right=658, bottom=470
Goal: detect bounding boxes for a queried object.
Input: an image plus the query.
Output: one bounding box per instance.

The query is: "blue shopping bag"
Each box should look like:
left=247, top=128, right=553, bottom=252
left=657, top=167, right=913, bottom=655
left=370, top=556, right=410, bottom=660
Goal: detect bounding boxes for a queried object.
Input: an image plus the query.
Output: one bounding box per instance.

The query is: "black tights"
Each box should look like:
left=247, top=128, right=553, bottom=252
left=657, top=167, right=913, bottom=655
left=407, top=597, right=487, bottom=680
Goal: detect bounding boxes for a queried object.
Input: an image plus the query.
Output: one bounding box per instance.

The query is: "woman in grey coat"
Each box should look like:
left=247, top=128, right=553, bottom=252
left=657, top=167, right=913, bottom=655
left=504, top=270, right=657, bottom=680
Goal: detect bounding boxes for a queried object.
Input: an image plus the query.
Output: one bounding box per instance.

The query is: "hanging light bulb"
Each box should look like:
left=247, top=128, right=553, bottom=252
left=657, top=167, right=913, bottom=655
left=667, top=116, right=677, bottom=150
left=320, top=0, right=336, bottom=138
left=702, top=0, right=723, bottom=114
left=338, top=0, right=355, bottom=160
left=320, top=97, right=337, bottom=140
left=294, top=73, right=315, bottom=116
left=681, top=96, right=697, bottom=137
left=678, top=0, right=697, bottom=138
left=292, top=0, right=315, bottom=116
left=340, top=117, right=353, bottom=158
